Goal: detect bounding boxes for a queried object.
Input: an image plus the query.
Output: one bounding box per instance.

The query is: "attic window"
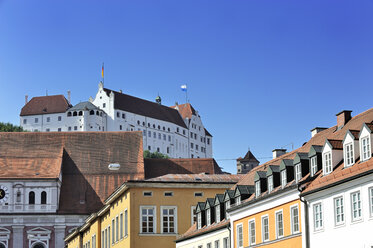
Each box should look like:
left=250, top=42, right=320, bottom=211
left=268, top=175, right=273, bottom=193
left=323, top=152, right=332, bottom=175
left=361, top=136, right=371, bottom=161
left=344, top=143, right=354, bottom=167
left=281, top=170, right=287, bottom=188
left=164, top=192, right=173, bottom=197
left=143, top=191, right=153, bottom=197
left=310, top=156, right=317, bottom=176
left=255, top=181, right=261, bottom=197
left=194, top=192, right=203, bottom=197
left=294, top=163, right=301, bottom=183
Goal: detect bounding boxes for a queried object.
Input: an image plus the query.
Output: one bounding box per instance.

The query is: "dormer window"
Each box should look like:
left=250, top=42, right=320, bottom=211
left=225, top=201, right=230, bottom=211
left=310, top=156, right=317, bottom=176
left=268, top=175, right=273, bottom=193
left=344, top=142, right=354, bottom=167
left=361, top=136, right=371, bottom=161
left=255, top=181, right=261, bottom=197
left=236, top=197, right=241, bottom=205
left=281, top=170, right=287, bottom=188
left=206, top=209, right=211, bottom=226
left=216, top=205, right=220, bottom=223
left=294, top=163, right=301, bottom=183
left=197, top=212, right=201, bottom=229
left=323, top=152, right=332, bottom=175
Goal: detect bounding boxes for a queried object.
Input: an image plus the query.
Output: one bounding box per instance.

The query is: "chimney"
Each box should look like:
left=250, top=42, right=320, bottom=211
left=25, top=95, right=28, bottom=105
left=272, top=149, right=287, bottom=159
left=310, top=127, right=327, bottom=137
left=67, top=90, right=71, bottom=104
left=336, top=110, right=352, bottom=130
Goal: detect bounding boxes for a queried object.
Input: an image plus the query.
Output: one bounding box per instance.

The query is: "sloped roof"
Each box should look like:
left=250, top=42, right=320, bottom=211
left=0, top=132, right=144, bottom=214
left=176, top=219, right=229, bottom=242
left=103, top=88, right=187, bottom=128
left=238, top=150, right=259, bottom=163
left=144, top=173, right=242, bottom=183
left=235, top=108, right=373, bottom=188
left=69, top=101, right=99, bottom=111
left=171, top=103, right=197, bottom=120
left=20, top=95, right=71, bottom=116
left=144, top=158, right=223, bottom=179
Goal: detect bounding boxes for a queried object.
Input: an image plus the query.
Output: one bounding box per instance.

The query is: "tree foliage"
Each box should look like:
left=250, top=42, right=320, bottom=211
left=0, top=122, right=26, bottom=132
left=143, top=150, right=170, bottom=159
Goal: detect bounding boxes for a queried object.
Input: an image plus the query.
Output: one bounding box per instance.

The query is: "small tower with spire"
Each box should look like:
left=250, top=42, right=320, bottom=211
left=155, top=95, right=162, bottom=105
left=237, top=149, right=260, bottom=174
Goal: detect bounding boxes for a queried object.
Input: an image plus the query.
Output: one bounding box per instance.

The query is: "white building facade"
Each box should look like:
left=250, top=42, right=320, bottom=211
left=20, top=82, right=213, bottom=158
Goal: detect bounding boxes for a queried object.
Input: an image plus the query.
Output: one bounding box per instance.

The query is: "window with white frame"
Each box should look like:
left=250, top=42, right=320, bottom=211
left=281, top=170, right=287, bottom=188
left=276, top=211, right=284, bottom=238
left=370, top=187, right=373, bottom=217
left=191, top=206, right=197, bottom=225
left=236, top=197, right=241, bottom=205
left=225, top=200, right=230, bottom=211
left=255, top=181, right=261, bottom=197
left=323, top=152, right=332, bottom=175
left=161, top=206, right=177, bottom=233
left=214, top=240, right=220, bottom=248
left=140, top=206, right=155, bottom=233
left=124, top=209, right=128, bottom=236
left=206, top=208, right=211, bottom=226
left=249, top=219, right=255, bottom=245
left=223, top=237, right=229, bottom=248
left=334, top=197, right=344, bottom=225
left=314, top=203, right=323, bottom=230
left=291, top=205, right=299, bottom=233
left=268, top=175, right=273, bottom=193
left=351, top=191, right=362, bottom=221
left=295, top=163, right=302, bottom=183
left=92, top=235, right=96, bottom=248
left=310, top=156, right=317, bottom=176
left=207, top=243, right=212, bottom=248
left=344, top=142, right=354, bottom=167
left=197, top=212, right=202, bottom=229
left=120, top=213, right=123, bottom=239
left=236, top=224, right=243, bottom=248
left=216, top=205, right=220, bottom=223
left=116, top=216, right=119, bottom=242
left=112, top=219, right=115, bottom=244
left=262, top=216, right=269, bottom=242
left=361, top=136, right=371, bottom=161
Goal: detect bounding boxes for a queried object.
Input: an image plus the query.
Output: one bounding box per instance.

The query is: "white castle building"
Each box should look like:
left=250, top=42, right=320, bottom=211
left=20, top=82, right=213, bottom=158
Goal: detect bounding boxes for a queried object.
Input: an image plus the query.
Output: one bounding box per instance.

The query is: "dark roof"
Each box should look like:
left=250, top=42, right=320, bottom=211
left=20, top=95, right=71, bottom=116
left=0, top=132, right=144, bottom=214
left=103, top=88, right=187, bottom=128
left=144, top=173, right=242, bottom=183
left=69, top=101, right=99, bottom=111
left=144, top=158, right=223, bottom=179
left=204, top=128, right=213, bottom=137
left=176, top=219, right=230, bottom=242
left=239, top=150, right=259, bottom=163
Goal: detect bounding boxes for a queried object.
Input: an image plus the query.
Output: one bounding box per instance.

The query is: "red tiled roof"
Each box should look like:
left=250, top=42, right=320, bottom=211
left=235, top=108, right=373, bottom=188
left=171, top=103, right=196, bottom=120
left=145, top=173, right=242, bottom=183
left=20, top=95, right=71, bottom=116
left=103, top=88, right=187, bottom=128
left=327, top=139, right=343, bottom=150
left=0, top=132, right=144, bottom=214
left=176, top=219, right=230, bottom=242
left=144, top=158, right=223, bottom=179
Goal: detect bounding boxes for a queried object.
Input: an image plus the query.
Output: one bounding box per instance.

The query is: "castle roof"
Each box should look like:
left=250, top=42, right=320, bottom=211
left=20, top=95, right=71, bottom=116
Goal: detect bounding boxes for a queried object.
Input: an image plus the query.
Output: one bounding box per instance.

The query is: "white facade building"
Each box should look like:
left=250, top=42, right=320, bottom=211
left=20, top=82, right=213, bottom=158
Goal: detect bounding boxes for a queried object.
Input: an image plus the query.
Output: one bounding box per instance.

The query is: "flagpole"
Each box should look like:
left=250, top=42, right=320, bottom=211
left=185, top=84, right=188, bottom=103
left=102, top=62, right=104, bottom=85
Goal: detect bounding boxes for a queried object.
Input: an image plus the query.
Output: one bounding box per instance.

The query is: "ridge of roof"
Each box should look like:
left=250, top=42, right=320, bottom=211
left=20, top=95, right=72, bottom=116
left=239, top=150, right=259, bottom=163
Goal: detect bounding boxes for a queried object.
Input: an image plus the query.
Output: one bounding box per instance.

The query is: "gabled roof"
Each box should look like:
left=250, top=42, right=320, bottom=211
left=0, top=131, right=144, bottom=214
left=214, top=194, right=225, bottom=206
left=325, top=139, right=343, bottom=150
left=308, top=145, right=323, bottom=157
left=20, top=95, right=71, bottom=116
left=238, top=150, right=259, bottom=163
left=234, top=185, right=255, bottom=197
left=223, top=190, right=235, bottom=202
left=205, top=128, right=213, bottom=137
left=293, top=153, right=309, bottom=165
left=266, top=165, right=280, bottom=176
left=196, top=202, right=206, bottom=213
left=254, top=171, right=267, bottom=181
left=170, top=103, right=197, bottom=120
left=279, top=159, right=294, bottom=171
left=360, top=122, right=373, bottom=134
left=144, top=158, right=223, bottom=179
left=205, top=198, right=215, bottom=209
left=69, top=101, right=99, bottom=111
left=103, top=88, right=187, bottom=128
left=343, top=129, right=360, bottom=143
left=144, top=173, right=242, bottom=183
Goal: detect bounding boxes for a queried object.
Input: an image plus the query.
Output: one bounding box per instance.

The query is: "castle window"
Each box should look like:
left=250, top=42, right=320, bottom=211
left=73, top=111, right=77, bottom=116
left=35, top=118, right=39, bottom=123
left=78, top=111, right=83, bottom=116
left=117, top=112, right=120, bottom=118
left=122, top=113, right=125, bottom=119
left=158, top=125, right=160, bottom=130
left=29, top=191, right=35, bottom=204
left=46, top=117, right=50, bottom=122
left=23, top=119, right=27, bottom=124
left=96, top=111, right=99, bottom=116
left=58, top=116, right=62, bottom=121
left=90, top=110, right=94, bottom=115
left=68, top=112, right=72, bottom=117
left=16, top=191, right=21, bottom=203
left=137, top=120, right=140, bottom=125
left=41, top=191, right=47, bottom=204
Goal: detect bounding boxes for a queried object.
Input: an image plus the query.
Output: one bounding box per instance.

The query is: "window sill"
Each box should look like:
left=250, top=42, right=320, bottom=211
left=139, top=233, right=178, bottom=236
left=350, top=218, right=363, bottom=225
left=333, top=223, right=345, bottom=229
left=313, top=228, right=324, bottom=234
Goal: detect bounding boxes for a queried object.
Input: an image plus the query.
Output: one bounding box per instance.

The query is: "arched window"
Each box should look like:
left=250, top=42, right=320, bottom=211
left=78, top=111, right=83, bottom=116
left=32, top=243, right=46, bottom=248
left=90, top=110, right=94, bottom=115
left=158, top=125, right=160, bottom=130
left=29, top=191, right=35, bottom=205
left=16, top=190, right=21, bottom=203
left=73, top=111, right=77, bottom=116
left=96, top=111, right=99, bottom=116
left=163, top=126, right=165, bottom=131
left=67, top=112, right=72, bottom=117
left=41, top=191, right=47, bottom=204
left=0, top=242, right=5, bottom=248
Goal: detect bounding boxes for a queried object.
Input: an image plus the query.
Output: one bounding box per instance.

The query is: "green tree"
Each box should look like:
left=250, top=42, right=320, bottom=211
left=0, top=122, right=26, bottom=132
left=143, top=150, right=170, bottom=159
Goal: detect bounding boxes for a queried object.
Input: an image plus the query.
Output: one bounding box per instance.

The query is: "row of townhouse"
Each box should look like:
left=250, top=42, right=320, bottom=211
left=20, top=82, right=213, bottom=159
left=176, top=108, right=373, bottom=248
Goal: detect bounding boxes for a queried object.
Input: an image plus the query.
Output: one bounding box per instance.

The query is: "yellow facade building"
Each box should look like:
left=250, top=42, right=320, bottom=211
left=65, top=174, right=241, bottom=248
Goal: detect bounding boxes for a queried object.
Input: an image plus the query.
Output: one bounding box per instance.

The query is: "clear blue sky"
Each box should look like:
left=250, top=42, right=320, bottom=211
left=1, top=0, right=372, bottom=173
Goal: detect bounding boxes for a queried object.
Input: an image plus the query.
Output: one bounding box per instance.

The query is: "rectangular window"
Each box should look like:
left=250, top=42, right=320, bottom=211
left=148, top=131, right=151, bottom=137
left=370, top=187, right=373, bottom=217
left=323, top=152, right=332, bottom=175
left=46, top=117, right=50, bottom=122
left=58, top=116, right=62, bottom=121
left=103, top=103, right=106, bottom=108
left=112, top=219, right=115, bottom=244
left=255, top=181, right=261, bottom=197
left=236, top=224, right=243, bottom=248
left=168, top=135, right=171, bottom=142
left=74, top=126, right=77, bottom=130
left=195, top=192, right=203, bottom=197
left=92, top=235, right=96, bottom=248
left=351, top=191, right=362, bottom=221
left=249, top=219, right=255, bottom=245
left=101, top=231, right=104, bottom=248
left=108, top=226, right=110, bottom=247
left=141, top=206, right=155, bottom=233
left=164, top=192, right=173, bottom=197
left=206, top=209, right=211, bottom=226
left=117, top=112, right=120, bottom=118
left=143, top=130, right=146, bottom=136
left=207, top=243, right=211, bottom=248
left=268, top=175, right=273, bottom=193
left=281, top=170, right=287, bottom=188
left=143, top=191, right=152, bottom=197
left=120, top=213, right=123, bottom=239
left=344, top=143, right=354, bottom=167
left=158, top=133, right=161, bottom=139
left=314, top=203, right=323, bottom=230
left=124, top=209, right=128, bottom=236
left=207, top=138, right=210, bottom=145
left=225, top=201, right=230, bottom=211
left=334, top=197, right=344, bottom=225
left=161, top=206, right=176, bottom=233
left=223, top=237, right=229, bottom=248
left=122, top=113, right=125, bottom=119
left=197, top=212, right=202, bottom=229
left=216, top=205, right=220, bottom=223
left=153, top=132, right=156, bottom=138
left=191, top=206, right=197, bottom=225
left=214, top=240, right=220, bottom=248
left=23, top=119, right=27, bottom=124
left=163, top=134, right=166, bottom=140
left=262, top=216, right=269, bottom=242
left=310, top=156, right=317, bottom=176
left=116, top=216, right=119, bottom=241
left=291, top=205, right=300, bottom=233
left=119, top=125, right=122, bottom=130
left=35, top=118, right=38, bottom=123
left=191, top=143, right=194, bottom=149
left=276, top=211, right=284, bottom=238
left=236, top=197, right=241, bottom=205
left=46, top=128, right=50, bottom=132
left=361, top=136, right=371, bottom=161
left=58, top=128, right=61, bottom=132
left=295, top=163, right=302, bottom=183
